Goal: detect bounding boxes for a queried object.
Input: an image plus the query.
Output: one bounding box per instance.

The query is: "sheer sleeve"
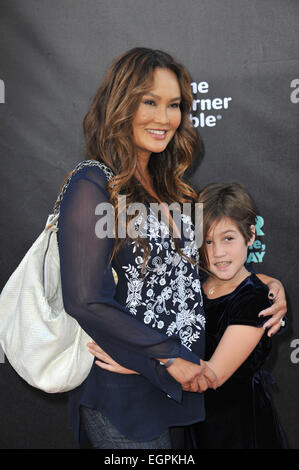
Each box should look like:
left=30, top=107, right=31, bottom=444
left=57, top=166, right=202, bottom=402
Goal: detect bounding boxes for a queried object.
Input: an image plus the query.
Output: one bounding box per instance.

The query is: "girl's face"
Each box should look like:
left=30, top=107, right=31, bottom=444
left=132, top=67, right=182, bottom=161
left=205, top=217, right=255, bottom=282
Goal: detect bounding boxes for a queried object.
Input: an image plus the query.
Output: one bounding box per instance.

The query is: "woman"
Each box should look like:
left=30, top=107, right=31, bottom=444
left=57, top=47, right=286, bottom=449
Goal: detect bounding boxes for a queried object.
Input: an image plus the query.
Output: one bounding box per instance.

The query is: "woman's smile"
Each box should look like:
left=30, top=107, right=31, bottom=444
left=145, top=128, right=169, bottom=139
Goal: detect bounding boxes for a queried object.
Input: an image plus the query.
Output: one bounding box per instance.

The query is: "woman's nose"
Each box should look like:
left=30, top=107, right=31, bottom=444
left=154, top=106, right=169, bottom=124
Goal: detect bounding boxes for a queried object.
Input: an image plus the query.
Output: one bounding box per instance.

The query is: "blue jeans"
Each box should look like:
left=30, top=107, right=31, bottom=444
left=80, top=405, right=172, bottom=449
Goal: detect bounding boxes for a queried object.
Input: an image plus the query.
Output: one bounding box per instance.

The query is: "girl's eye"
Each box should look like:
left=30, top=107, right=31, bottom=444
left=225, top=237, right=234, bottom=241
left=170, top=102, right=180, bottom=108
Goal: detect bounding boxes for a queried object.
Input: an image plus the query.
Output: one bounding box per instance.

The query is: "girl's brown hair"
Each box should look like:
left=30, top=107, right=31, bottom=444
left=80, top=47, right=201, bottom=268
left=197, top=182, right=257, bottom=270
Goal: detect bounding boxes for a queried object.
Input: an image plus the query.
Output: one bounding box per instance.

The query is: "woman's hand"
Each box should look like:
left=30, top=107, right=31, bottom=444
left=87, top=342, right=218, bottom=392
left=256, top=275, right=287, bottom=337
left=166, top=357, right=218, bottom=393
left=87, top=342, right=139, bottom=374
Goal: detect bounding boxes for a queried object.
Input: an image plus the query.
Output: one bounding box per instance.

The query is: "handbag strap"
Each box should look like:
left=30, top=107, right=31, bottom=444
left=52, top=159, right=115, bottom=216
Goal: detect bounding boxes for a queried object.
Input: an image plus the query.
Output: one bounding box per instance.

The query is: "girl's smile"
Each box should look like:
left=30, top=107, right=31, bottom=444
left=205, top=217, right=255, bottom=285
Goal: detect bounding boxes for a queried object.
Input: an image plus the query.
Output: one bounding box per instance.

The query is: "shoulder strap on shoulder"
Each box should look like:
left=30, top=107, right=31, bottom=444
left=52, top=159, right=115, bottom=215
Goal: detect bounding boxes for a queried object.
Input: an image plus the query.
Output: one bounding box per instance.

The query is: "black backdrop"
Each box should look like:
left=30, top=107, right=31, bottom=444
left=0, top=0, right=298, bottom=449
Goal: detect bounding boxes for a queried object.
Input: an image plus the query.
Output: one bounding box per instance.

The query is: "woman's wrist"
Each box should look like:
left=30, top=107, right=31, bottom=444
left=158, top=358, right=177, bottom=368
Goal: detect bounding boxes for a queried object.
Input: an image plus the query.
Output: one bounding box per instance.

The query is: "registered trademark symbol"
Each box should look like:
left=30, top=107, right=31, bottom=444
left=217, top=114, right=222, bottom=120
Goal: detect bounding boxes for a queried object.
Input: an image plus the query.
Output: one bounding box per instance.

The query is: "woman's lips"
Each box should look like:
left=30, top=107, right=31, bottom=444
left=146, top=129, right=168, bottom=140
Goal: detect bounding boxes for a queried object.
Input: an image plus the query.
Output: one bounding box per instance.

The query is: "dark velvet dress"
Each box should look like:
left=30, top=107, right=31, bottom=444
left=184, top=273, right=287, bottom=449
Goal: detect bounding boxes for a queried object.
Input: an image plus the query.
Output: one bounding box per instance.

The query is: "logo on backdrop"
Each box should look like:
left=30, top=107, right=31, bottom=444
left=190, top=81, right=232, bottom=128
left=290, top=339, right=299, bottom=364
left=0, top=79, right=5, bottom=104
left=247, top=215, right=266, bottom=264
left=290, top=79, right=299, bottom=104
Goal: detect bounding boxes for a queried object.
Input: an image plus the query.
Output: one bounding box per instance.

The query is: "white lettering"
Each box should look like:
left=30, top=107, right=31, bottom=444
left=117, top=194, right=127, bottom=238
left=199, top=98, right=212, bottom=111
left=0, top=79, right=4, bottom=103
left=148, top=454, right=195, bottom=465
left=206, top=115, right=216, bottom=127
left=94, top=201, right=203, bottom=243
left=198, top=81, right=209, bottom=93
left=192, top=97, right=232, bottom=112
left=223, top=97, right=232, bottom=108
left=95, top=203, right=115, bottom=238
left=290, top=339, right=299, bottom=364
left=290, top=79, right=299, bottom=104
left=191, top=81, right=209, bottom=94
left=127, top=202, right=147, bottom=239
left=190, top=115, right=199, bottom=127
left=104, top=454, right=139, bottom=467
left=190, top=113, right=218, bottom=128
left=192, top=99, right=201, bottom=111
left=212, top=97, right=223, bottom=109
left=0, top=345, right=4, bottom=364
left=190, top=81, right=232, bottom=129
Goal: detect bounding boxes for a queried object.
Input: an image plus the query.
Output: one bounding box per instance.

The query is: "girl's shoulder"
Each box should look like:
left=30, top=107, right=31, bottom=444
left=226, top=274, right=272, bottom=328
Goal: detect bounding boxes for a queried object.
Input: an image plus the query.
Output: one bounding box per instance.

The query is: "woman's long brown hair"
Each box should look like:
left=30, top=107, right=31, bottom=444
left=63, top=48, right=201, bottom=269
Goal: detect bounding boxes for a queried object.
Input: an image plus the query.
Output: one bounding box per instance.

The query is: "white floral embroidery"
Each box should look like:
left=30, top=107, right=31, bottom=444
left=122, top=264, right=145, bottom=314
left=122, top=207, right=205, bottom=351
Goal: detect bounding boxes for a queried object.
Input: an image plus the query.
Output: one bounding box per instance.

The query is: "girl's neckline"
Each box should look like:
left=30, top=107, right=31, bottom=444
left=203, top=273, right=255, bottom=301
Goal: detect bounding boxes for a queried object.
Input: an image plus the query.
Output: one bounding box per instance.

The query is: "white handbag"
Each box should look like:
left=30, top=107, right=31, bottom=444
left=0, top=159, right=114, bottom=393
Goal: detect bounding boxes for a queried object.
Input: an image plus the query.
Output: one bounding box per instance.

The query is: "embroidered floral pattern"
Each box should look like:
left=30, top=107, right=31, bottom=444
left=122, top=207, right=205, bottom=351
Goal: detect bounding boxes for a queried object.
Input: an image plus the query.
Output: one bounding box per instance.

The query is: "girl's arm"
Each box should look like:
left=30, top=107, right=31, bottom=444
left=204, top=286, right=273, bottom=388
left=88, top=341, right=218, bottom=392
left=205, top=324, right=265, bottom=387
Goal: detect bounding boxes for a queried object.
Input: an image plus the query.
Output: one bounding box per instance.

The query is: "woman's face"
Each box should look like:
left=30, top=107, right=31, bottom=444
left=132, top=68, right=182, bottom=161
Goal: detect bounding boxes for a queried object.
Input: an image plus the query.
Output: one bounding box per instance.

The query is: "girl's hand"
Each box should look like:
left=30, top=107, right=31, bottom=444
left=87, top=342, right=139, bottom=374
left=256, top=275, right=287, bottom=337
left=202, top=360, right=219, bottom=389
left=87, top=342, right=218, bottom=393
left=166, top=357, right=218, bottom=392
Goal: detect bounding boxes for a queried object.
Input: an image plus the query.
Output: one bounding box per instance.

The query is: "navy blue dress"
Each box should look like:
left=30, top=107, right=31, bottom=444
left=57, top=161, right=206, bottom=445
left=184, top=273, right=287, bottom=449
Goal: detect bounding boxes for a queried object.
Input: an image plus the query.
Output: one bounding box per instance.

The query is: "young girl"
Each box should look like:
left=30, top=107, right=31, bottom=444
left=183, top=182, right=287, bottom=449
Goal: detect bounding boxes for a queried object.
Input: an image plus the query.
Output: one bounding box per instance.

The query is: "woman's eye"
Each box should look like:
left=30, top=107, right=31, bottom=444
left=205, top=240, right=212, bottom=245
left=170, top=102, right=180, bottom=108
left=144, top=99, right=156, bottom=106
left=225, top=237, right=234, bottom=241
